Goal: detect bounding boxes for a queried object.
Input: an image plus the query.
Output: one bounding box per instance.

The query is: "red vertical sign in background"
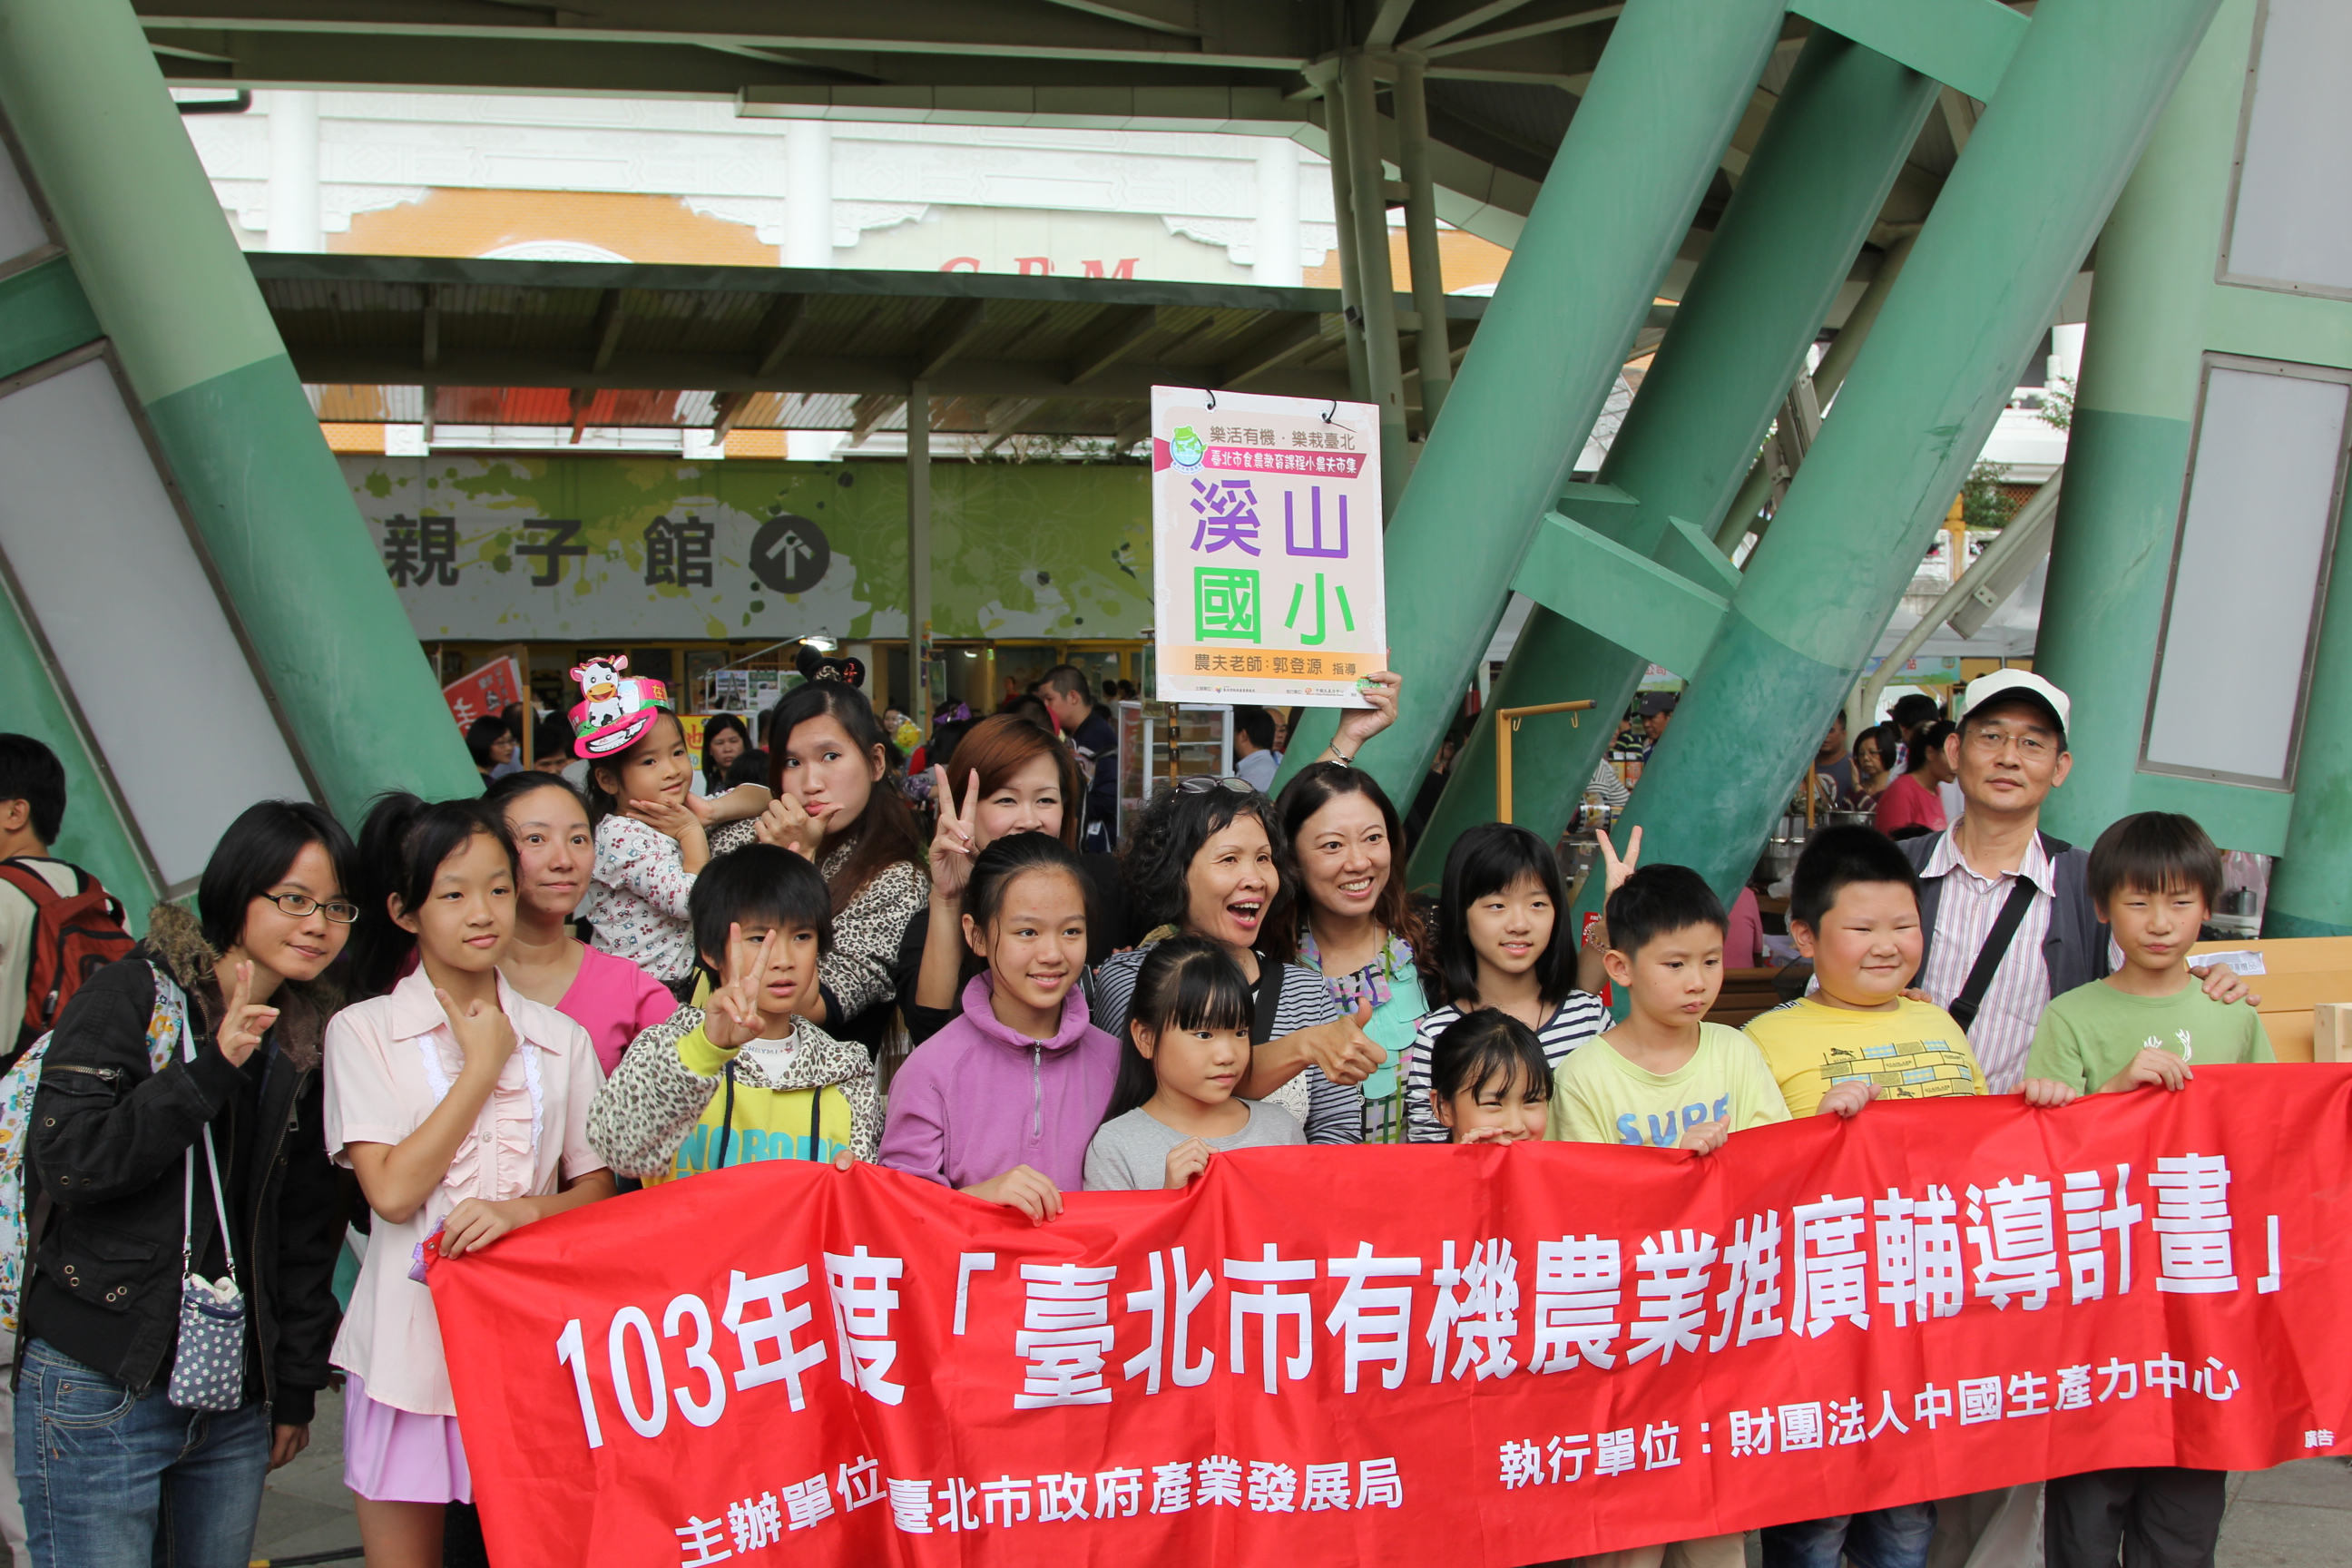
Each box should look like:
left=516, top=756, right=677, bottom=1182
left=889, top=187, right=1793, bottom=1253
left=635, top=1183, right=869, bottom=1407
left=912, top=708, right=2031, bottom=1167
left=432, top=1067, right=2352, bottom=1567
left=441, top=656, right=524, bottom=729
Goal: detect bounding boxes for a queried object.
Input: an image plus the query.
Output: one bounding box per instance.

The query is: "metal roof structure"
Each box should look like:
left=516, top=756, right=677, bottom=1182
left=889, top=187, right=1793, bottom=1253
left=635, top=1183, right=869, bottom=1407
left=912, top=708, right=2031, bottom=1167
left=258, top=251, right=1548, bottom=442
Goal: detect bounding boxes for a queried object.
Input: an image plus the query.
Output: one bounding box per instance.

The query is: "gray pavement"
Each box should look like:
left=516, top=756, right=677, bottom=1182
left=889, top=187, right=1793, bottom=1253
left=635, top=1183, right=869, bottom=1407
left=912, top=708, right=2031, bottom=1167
left=250, top=1397, right=2352, bottom=1566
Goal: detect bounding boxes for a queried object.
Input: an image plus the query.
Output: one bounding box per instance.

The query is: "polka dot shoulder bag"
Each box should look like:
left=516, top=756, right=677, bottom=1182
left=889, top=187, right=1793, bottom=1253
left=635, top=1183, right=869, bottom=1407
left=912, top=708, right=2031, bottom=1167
left=155, top=976, right=248, bottom=1412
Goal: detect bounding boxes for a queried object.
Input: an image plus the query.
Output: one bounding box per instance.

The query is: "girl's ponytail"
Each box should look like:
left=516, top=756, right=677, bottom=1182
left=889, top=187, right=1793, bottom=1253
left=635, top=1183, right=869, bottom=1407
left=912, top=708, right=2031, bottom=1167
left=348, top=792, right=516, bottom=998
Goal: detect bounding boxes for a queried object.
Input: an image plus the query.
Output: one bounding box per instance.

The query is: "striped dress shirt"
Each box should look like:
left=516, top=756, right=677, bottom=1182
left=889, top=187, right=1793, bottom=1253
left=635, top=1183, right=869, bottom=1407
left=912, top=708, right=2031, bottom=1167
left=1916, top=830, right=2055, bottom=1093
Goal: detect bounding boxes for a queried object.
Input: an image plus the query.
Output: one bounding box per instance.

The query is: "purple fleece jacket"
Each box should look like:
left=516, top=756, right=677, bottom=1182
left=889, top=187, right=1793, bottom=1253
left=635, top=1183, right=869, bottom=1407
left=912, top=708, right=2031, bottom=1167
left=877, top=973, right=1122, bottom=1192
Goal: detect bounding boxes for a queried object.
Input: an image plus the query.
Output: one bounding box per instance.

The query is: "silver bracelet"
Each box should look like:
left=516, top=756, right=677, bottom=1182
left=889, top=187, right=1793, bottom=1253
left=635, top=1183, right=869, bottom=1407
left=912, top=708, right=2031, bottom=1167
left=1327, top=744, right=1354, bottom=767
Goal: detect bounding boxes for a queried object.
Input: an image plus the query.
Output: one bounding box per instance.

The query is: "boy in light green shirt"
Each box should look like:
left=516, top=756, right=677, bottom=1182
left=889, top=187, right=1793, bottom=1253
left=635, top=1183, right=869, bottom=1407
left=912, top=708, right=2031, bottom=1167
left=2024, top=811, right=2267, bottom=1568
left=2025, top=811, right=2273, bottom=1096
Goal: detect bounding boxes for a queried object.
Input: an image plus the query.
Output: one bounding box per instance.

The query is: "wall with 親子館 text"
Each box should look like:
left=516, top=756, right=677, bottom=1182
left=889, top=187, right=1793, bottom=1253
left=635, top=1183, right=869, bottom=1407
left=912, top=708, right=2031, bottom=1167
left=342, top=455, right=1152, bottom=643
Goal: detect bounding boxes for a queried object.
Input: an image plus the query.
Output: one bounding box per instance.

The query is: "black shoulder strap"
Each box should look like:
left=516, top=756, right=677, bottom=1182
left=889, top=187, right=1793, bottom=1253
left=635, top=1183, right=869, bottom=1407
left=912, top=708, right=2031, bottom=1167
left=1948, top=851, right=2048, bottom=1029
left=1250, top=965, right=1284, bottom=1045
left=1079, top=965, right=1102, bottom=1025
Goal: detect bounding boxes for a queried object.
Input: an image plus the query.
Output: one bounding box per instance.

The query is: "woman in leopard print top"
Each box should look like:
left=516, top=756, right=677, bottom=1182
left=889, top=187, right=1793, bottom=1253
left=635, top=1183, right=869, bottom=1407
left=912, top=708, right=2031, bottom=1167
left=748, top=681, right=928, bottom=1049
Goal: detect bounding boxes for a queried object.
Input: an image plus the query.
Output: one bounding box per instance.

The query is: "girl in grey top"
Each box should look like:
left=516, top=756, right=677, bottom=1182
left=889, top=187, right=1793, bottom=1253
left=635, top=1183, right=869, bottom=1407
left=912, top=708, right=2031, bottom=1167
left=1089, top=780, right=1381, bottom=1143
left=1084, top=937, right=1304, bottom=1191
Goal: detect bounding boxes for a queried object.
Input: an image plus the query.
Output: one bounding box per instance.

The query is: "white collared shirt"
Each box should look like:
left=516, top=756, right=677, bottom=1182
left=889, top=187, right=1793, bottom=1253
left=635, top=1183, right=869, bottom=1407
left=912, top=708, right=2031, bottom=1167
left=1917, top=831, right=2055, bottom=1093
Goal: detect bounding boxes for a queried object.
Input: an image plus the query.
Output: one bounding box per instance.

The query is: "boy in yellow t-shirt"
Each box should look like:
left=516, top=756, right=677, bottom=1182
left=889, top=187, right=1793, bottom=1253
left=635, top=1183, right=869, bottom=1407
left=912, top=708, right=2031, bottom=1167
left=1746, top=825, right=1988, bottom=1115
left=1550, top=864, right=1862, bottom=1568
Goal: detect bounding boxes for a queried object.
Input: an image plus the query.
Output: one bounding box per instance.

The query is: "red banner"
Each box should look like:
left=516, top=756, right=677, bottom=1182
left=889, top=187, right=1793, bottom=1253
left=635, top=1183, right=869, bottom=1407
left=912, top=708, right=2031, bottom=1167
left=431, top=1066, right=2352, bottom=1567
left=443, top=657, right=524, bottom=728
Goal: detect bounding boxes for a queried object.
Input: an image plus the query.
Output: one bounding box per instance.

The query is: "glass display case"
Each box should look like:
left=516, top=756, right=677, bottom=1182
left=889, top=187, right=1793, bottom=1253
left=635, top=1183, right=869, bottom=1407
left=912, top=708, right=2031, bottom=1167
left=1115, top=701, right=1234, bottom=838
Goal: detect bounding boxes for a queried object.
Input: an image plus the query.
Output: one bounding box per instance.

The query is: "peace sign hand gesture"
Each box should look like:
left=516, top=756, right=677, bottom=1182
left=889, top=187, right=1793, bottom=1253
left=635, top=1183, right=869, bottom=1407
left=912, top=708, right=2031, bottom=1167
left=927, top=765, right=982, bottom=901
left=1597, top=825, right=1642, bottom=897
left=701, top=922, right=777, bottom=1052
left=215, top=961, right=280, bottom=1068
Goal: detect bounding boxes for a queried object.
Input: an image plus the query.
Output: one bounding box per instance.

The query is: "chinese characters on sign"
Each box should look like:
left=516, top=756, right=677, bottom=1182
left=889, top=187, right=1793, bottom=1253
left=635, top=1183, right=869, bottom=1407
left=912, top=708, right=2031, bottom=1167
left=1152, top=387, right=1386, bottom=707
left=432, top=1074, right=2352, bottom=1568
left=440, top=655, right=524, bottom=730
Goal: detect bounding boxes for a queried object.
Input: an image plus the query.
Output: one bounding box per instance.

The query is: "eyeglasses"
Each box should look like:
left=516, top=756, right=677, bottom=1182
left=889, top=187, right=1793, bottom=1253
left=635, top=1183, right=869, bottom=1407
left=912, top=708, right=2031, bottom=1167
left=262, top=891, right=361, bottom=924
left=1176, top=775, right=1259, bottom=797
left=1964, top=724, right=2054, bottom=760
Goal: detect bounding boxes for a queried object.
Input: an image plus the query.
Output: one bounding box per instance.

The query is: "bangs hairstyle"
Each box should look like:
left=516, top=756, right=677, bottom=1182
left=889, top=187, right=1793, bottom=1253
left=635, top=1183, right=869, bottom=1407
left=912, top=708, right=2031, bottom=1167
left=2089, top=811, right=2222, bottom=908
left=689, top=842, right=833, bottom=979
left=1604, top=863, right=1727, bottom=960
left=196, top=800, right=360, bottom=956
left=1428, top=1007, right=1552, bottom=1107
left=1433, top=822, right=1574, bottom=1006
left=1121, top=783, right=1296, bottom=962
left=348, top=793, right=516, bottom=998
left=1277, top=761, right=1426, bottom=956
left=1789, top=824, right=1919, bottom=934
left=965, top=832, right=1092, bottom=942
left=767, top=681, right=925, bottom=911
left=947, top=714, right=1082, bottom=850
left=583, top=708, right=685, bottom=828
left=1101, top=936, right=1254, bottom=1125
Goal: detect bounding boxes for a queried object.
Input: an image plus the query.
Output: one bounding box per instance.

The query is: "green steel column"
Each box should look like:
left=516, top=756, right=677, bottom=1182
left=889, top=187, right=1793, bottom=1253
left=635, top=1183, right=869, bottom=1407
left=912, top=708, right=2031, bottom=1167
left=1406, top=31, right=1940, bottom=887
left=1339, top=51, right=1409, bottom=514
left=2032, top=0, right=2245, bottom=843
left=0, top=0, right=475, bottom=821
left=1616, top=0, right=2224, bottom=906
left=2269, top=488, right=2352, bottom=936
left=0, top=569, right=159, bottom=929
left=1276, top=0, right=1789, bottom=802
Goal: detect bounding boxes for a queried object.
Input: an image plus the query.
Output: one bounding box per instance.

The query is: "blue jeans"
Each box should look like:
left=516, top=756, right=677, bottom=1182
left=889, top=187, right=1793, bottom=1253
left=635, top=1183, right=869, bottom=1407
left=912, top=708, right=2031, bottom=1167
left=1762, top=1503, right=1938, bottom=1568
left=13, top=1338, right=270, bottom=1568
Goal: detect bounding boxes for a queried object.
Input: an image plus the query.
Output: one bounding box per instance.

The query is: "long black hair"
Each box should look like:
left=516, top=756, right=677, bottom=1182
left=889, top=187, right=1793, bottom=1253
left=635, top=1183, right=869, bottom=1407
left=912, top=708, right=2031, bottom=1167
left=1101, top=936, right=1254, bottom=1124
left=701, top=713, right=755, bottom=789
left=1430, top=821, right=1576, bottom=1009
left=1120, top=783, right=1296, bottom=961
left=767, top=681, right=924, bottom=911
left=195, top=800, right=359, bottom=956
left=348, top=792, right=517, bottom=998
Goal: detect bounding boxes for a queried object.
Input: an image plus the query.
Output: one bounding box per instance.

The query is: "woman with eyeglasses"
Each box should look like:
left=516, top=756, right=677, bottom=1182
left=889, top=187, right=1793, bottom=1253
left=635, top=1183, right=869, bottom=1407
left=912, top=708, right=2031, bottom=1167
left=16, top=801, right=358, bottom=1568
left=1086, top=776, right=1385, bottom=1143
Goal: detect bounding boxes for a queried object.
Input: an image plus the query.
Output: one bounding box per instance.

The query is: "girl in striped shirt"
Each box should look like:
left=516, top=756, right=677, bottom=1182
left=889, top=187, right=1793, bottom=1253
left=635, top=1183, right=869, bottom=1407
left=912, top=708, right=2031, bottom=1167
left=1403, top=822, right=1634, bottom=1143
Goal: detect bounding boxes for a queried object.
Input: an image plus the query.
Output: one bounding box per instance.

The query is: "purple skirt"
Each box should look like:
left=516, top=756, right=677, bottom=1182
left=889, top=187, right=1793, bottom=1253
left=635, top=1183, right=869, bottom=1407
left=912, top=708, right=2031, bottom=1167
left=342, top=1372, right=472, bottom=1504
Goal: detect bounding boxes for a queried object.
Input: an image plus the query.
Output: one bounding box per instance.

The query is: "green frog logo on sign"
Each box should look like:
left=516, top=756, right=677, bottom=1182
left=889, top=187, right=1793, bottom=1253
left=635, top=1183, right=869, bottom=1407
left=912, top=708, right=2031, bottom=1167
left=1170, top=425, right=1207, bottom=469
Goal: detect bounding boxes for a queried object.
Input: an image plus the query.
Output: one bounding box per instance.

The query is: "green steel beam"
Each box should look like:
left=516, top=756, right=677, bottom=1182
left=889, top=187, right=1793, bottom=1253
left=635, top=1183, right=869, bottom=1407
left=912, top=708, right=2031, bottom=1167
left=0, top=0, right=476, bottom=821
left=1615, top=0, right=2225, bottom=908
left=1789, top=0, right=2029, bottom=101
left=1512, top=513, right=1730, bottom=679
left=1276, top=0, right=1792, bottom=806
left=1404, top=29, right=1941, bottom=887
left=0, top=254, right=99, bottom=380
left=0, top=561, right=159, bottom=930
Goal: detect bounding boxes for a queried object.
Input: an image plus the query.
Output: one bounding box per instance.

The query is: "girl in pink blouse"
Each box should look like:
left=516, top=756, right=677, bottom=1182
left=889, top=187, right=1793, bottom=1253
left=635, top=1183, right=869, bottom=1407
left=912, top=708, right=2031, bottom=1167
left=330, top=796, right=614, bottom=1567
left=486, top=771, right=676, bottom=1073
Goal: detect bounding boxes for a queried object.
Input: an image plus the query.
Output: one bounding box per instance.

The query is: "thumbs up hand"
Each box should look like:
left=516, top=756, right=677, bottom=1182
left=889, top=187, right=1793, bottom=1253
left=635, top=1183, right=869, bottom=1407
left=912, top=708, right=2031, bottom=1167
left=1288, top=997, right=1387, bottom=1087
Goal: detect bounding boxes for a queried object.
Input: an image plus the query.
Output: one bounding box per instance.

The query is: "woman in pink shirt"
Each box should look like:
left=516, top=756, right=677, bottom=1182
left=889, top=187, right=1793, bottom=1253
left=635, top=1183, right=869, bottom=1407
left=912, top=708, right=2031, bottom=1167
left=1874, top=719, right=1957, bottom=839
left=486, top=772, right=676, bottom=1072
left=330, top=795, right=613, bottom=1568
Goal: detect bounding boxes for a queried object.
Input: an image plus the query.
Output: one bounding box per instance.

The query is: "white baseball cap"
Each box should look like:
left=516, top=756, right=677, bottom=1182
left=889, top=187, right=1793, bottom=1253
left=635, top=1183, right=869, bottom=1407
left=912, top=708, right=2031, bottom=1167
left=1958, top=669, right=2071, bottom=737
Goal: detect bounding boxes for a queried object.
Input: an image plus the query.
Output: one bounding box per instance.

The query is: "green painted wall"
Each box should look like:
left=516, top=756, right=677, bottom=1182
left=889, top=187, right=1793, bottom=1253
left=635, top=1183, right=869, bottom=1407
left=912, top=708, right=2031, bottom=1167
left=343, top=456, right=1152, bottom=642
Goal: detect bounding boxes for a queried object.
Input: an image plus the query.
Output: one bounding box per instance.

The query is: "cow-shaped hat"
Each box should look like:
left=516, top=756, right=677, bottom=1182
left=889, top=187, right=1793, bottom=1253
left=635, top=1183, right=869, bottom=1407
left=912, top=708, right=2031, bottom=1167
left=568, top=652, right=671, bottom=759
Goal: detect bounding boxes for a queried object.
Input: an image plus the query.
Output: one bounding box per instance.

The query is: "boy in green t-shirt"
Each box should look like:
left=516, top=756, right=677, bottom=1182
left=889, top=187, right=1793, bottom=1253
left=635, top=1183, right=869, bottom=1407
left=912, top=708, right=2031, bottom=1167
left=2024, top=811, right=2272, bottom=1096
left=2024, top=811, right=2268, bottom=1568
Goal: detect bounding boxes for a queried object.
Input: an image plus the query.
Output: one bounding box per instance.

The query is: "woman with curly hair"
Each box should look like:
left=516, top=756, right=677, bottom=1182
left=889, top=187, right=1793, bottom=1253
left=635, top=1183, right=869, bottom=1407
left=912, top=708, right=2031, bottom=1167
left=1084, top=779, right=1382, bottom=1143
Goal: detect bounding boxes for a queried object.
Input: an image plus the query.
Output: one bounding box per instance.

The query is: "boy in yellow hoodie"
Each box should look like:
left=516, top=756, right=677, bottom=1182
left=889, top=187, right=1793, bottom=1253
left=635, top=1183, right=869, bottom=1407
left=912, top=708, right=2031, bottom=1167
left=588, top=843, right=878, bottom=1181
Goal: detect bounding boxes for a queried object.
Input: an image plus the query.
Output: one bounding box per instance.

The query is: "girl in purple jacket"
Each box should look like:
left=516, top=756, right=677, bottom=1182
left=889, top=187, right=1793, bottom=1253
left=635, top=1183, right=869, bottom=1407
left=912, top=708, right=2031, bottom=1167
left=877, top=835, right=1119, bottom=1224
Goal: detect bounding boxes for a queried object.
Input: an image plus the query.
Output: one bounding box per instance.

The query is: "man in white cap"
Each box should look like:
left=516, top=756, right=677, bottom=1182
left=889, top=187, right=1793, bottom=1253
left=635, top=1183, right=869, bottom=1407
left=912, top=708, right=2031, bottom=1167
left=1899, top=670, right=2252, bottom=1568
left=1898, top=670, right=2250, bottom=1098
